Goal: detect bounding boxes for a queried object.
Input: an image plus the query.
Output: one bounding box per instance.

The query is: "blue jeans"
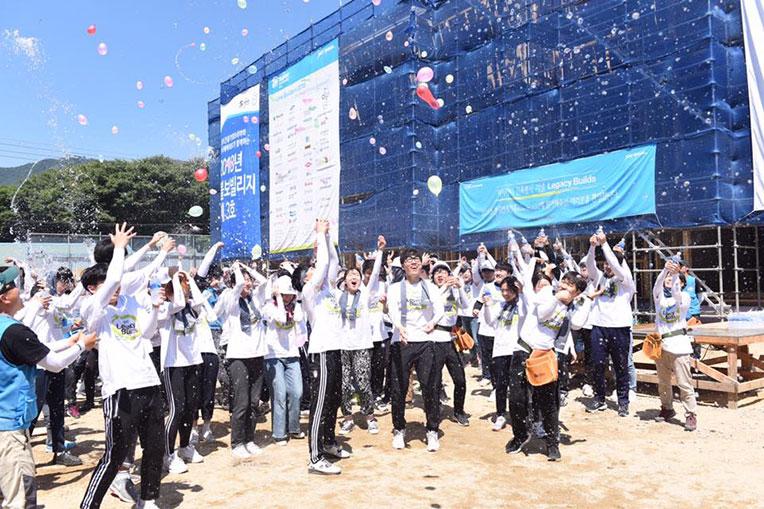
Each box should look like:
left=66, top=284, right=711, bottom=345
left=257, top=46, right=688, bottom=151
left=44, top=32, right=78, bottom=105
left=628, top=333, right=637, bottom=391
left=264, top=357, right=303, bottom=440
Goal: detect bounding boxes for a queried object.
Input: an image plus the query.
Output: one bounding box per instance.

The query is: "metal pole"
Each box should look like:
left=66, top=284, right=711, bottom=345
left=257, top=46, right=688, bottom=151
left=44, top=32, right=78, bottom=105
left=717, top=226, right=724, bottom=319
left=631, top=230, right=638, bottom=316
left=733, top=225, right=740, bottom=312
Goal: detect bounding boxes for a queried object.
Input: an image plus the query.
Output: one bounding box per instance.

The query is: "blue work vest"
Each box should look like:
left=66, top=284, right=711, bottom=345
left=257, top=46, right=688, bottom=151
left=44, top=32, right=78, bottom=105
left=0, top=315, right=38, bottom=431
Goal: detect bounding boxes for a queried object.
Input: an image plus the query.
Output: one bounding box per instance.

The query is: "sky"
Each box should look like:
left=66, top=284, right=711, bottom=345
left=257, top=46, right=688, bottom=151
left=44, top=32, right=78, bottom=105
left=0, top=0, right=342, bottom=167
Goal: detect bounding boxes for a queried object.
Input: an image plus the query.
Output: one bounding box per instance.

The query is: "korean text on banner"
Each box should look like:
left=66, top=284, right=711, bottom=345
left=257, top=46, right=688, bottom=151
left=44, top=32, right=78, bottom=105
left=742, top=0, right=764, bottom=212
left=459, top=144, right=657, bottom=235
left=219, top=85, right=261, bottom=259
left=268, top=40, right=340, bottom=253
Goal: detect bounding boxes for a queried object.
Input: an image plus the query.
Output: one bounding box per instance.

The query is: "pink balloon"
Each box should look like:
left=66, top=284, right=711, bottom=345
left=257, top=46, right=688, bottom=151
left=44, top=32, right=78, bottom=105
left=416, top=66, right=434, bottom=83
left=177, top=244, right=187, bottom=256
left=372, top=0, right=381, bottom=5
left=241, top=28, right=249, bottom=37
left=137, top=100, right=145, bottom=109
left=77, top=114, right=88, bottom=126
left=87, top=24, right=96, bottom=36
left=163, top=75, right=174, bottom=88
left=97, top=42, right=108, bottom=56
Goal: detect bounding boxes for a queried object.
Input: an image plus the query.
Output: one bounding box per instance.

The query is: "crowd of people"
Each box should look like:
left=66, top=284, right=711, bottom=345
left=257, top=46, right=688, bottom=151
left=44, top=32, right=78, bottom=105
left=0, top=221, right=703, bottom=508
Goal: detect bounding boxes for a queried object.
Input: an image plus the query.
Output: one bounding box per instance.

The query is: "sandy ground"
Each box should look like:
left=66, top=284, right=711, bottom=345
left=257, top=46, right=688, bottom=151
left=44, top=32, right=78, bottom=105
left=30, top=365, right=764, bottom=509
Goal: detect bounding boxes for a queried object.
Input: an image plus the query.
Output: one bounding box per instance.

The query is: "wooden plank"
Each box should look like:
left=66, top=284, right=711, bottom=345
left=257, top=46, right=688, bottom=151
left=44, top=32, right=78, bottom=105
left=739, top=378, right=764, bottom=392
left=748, top=356, right=764, bottom=372
left=728, top=346, right=739, bottom=381
left=691, top=358, right=738, bottom=386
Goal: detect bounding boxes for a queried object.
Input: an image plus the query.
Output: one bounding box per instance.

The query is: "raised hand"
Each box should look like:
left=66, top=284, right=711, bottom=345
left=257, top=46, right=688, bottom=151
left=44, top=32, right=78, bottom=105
left=110, top=222, right=136, bottom=249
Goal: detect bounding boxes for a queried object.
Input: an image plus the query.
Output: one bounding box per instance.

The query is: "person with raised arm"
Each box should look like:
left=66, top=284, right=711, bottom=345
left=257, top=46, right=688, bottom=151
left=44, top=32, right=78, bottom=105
left=302, top=219, right=348, bottom=475
left=653, top=260, right=697, bottom=431
left=338, top=235, right=386, bottom=437
left=430, top=261, right=470, bottom=427
left=79, top=223, right=166, bottom=509
left=214, top=260, right=268, bottom=460
left=585, top=230, right=636, bottom=417
left=387, top=249, right=445, bottom=452
left=261, top=273, right=307, bottom=446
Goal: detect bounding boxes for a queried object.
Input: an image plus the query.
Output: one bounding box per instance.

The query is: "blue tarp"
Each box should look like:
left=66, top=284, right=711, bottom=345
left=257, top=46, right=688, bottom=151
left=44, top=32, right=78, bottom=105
left=209, top=0, right=754, bottom=253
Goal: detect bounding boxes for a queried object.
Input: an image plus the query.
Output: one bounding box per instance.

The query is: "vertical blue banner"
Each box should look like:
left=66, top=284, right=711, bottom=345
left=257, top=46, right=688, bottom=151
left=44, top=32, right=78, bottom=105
left=459, top=144, right=657, bottom=234
left=219, top=85, right=261, bottom=259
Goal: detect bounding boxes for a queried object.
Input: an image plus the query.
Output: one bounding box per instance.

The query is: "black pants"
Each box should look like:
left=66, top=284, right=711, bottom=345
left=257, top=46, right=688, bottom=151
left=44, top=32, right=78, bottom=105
left=30, top=369, right=66, bottom=453
left=508, top=351, right=559, bottom=446
left=80, top=386, right=164, bottom=509
left=308, top=350, right=342, bottom=464
left=370, top=338, right=391, bottom=401
left=390, top=341, right=440, bottom=432
left=572, top=328, right=594, bottom=387
left=439, top=342, right=466, bottom=415
left=65, top=350, right=97, bottom=407
left=218, top=345, right=233, bottom=411
left=299, top=344, right=312, bottom=411
left=478, top=335, right=496, bottom=384
left=557, top=351, right=571, bottom=397
left=228, top=357, right=264, bottom=447
left=198, top=352, right=220, bottom=422
left=492, top=355, right=512, bottom=415
left=163, top=365, right=201, bottom=455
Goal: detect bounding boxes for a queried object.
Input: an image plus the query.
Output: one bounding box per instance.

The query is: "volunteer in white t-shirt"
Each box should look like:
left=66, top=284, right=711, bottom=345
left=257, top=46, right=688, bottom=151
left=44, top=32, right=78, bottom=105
left=585, top=232, right=636, bottom=416
left=482, top=275, right=523, bottom=432
left=387, top=249, right=445, bottom=452
left=302, top=219, right=350, bottom=475
left=338, top=236, right=385, bottom=437
left=653, top=260, right=697, bottom=431
left=261, top=274, right=307, bottom=445
left=158, top=270, right=207, bottom=474
left=364, top=255, right=391, bottom=412
left=214, top=261, right=268, bottom=460
left=80, top=223, right=165, bottom=509
left=430, top=261, right=470, bottom=427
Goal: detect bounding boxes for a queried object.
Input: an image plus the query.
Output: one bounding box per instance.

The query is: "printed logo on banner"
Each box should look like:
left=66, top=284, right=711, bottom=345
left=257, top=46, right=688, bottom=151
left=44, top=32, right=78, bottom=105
left=219, top=84, right=262, bottom=259
left=268, top=40, right=340, bottom=254
left=459, top=144, right=657, bottom=234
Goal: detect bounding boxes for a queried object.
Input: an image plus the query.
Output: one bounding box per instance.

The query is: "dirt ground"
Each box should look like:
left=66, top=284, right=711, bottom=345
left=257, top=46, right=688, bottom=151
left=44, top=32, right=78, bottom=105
left=31, top=364, right=764, bottom=509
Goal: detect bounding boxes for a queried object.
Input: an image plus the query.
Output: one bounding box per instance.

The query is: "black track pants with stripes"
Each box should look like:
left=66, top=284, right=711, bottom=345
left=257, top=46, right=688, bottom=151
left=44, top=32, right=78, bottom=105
left=164, top=365, right=201, bottom=455
left=80, top=386, right=164, bottom=509
left=308, top=350, right=342, bottom=464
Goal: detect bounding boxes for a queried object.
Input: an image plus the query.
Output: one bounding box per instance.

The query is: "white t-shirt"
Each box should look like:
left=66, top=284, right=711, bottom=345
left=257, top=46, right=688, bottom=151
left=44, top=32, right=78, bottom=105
left=587, top=245, right=635, bottom=328
left=81, top=293, right=160, bottom=398
left=158, top=303, right=204, bottom=369
left=303, top=285, right=343, bottom=354
left=215, top=288, right=267, bottom=359
left=387, top=279, right=444, bottom=344
left=336, top=287, right=376, bottom=351
left=484, top=299, right=523, bottom=358
left=654, top=271, right=693, bottom=355
left=476, top=280, right=503, bottom=337
left=261, top=299, right=307, bottom=359
left=368, top=287, right=388, bottom=343
left=518, top=286, right=569, bottom=351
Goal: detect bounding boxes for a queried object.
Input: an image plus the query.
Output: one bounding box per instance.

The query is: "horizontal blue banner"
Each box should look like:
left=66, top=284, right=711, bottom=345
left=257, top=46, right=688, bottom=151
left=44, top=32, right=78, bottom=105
left=459, top=144, right=657, bottom=234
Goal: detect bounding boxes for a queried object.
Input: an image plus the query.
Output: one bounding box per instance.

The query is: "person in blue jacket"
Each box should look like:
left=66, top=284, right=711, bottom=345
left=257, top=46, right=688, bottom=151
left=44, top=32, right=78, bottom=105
left=0, top=265, right=96, bottom=509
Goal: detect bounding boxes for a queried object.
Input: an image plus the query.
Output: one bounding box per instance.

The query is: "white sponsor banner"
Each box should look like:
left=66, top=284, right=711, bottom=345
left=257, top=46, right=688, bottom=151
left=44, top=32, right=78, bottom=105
left=742, top=0, right=764, bottom=211
left=267, top=40, right=340, bottom=252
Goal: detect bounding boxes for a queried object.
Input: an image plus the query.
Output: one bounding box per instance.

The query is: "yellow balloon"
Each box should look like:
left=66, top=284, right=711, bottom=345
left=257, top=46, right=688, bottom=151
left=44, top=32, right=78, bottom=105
left=427, top=175, right=443, bottom=197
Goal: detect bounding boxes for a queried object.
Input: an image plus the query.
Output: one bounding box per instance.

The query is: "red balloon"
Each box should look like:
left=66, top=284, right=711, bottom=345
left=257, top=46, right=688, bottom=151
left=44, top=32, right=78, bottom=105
left=256, top=150, right=262, bottom=158
left=87, top=24, right=96, bottom=35
left=194, top=167, right=208, bottom=182
left=416, top=83, right=440, bottom=110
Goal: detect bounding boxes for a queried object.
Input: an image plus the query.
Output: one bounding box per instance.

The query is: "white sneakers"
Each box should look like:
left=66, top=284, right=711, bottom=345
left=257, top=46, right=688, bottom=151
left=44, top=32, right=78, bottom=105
left=426, top=431, right=440, bottom=452
left=339, top=420, right=355, bottom=435
left=367, top=418, right=380, bottom=435
left=493, top=415, right=507, bottom=432
left=189, top=428, right=199, bottom=445
left=136, top=499, right=160, bottom=509
left=392, top=429, right=406, bottom=450
left=232, top=444, right=252, bottom=460
left=245, top=442, right=263, bottom=456
left=308, top=458, right=341, bottom=475
left=178, top=445, right=204, bottom=464
left=629, top=389, right=638, bottom=402
left=582, top=384, right=594, bottom=398
left=164, top=452, right=188, bottom=474
left=323, top=444, right=352, bottom=459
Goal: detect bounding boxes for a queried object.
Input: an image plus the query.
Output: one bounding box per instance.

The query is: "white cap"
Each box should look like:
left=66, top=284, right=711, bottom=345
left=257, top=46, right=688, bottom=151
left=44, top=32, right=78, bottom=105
left=276, top=275, right=297, bottom=295
left=480, top=258, right=496, bottom=271
left=279, top=261, right=297, bottom=275
left=431, top=261, right=451, bottom=274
